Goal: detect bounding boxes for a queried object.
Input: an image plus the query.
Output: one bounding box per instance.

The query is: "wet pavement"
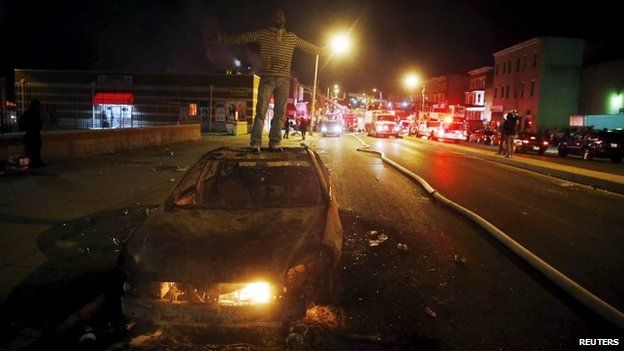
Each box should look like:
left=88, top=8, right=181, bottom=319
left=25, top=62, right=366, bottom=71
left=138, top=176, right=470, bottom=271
left=1, top=133, right=622, bottom=350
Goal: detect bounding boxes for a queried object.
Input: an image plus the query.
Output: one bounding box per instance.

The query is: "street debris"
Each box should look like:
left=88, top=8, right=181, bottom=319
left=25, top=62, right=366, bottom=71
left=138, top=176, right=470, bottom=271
left=368, top=232, right=388, bottom=247
left=79, top=247, right=91, bottom=254
left=304, top=305, right=345, bottom=329
left=285, top=323, right=308, bottom=351
left=397, top=243, right=409, bottom=251
left=175, top=166, right=188, bottom=172
left=130, top=329, right=163, bottom=347
left=424, top=307, right=437, bottom=318
left=452, top=254, right=467, bottom=265
left=111, top=237, right=120, bottom=246
left=426, top=268, right=437, bottom=272
left=169, top=178, right=176, bottom=182
left=78, top=326, right=96, bottom=344
left=163, top=148, right=175, bottom=157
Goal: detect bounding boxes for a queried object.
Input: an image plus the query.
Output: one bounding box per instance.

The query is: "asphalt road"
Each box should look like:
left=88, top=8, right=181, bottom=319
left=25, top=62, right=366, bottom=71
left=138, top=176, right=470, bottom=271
left=310, top=134, right=624, bottom=349
left=1, top=133, right=623, bottom=350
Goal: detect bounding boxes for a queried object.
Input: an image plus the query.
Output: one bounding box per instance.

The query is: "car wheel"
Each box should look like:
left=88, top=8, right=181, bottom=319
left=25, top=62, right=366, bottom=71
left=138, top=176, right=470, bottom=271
left=611, top=155, right=623, bottom=164
left=582, top=148, right=593, bottom=160
left=558, top=148, right=568, bottom=158
left=538, top=149, right=546, bottom=155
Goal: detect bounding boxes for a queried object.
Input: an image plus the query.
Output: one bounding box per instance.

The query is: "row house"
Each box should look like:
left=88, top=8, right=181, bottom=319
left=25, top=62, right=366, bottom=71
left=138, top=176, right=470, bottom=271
left=465, top=67, right=493, bottom=131
left=491, top=37, right=585, bottom=132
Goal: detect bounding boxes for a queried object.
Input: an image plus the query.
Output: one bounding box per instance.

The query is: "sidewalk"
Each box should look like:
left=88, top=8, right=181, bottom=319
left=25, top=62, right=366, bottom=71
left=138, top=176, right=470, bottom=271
left=404, top=135, right=624, bottom=195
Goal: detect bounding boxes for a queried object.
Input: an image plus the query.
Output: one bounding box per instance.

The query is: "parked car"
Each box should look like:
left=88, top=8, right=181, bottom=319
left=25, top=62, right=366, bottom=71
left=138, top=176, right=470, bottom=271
left=469, top=129, right=499, bottom=145
left=118, top=147, right=343, bottom=326
left=514, top=132, right=550, bottom=155
left=321, top=120, right=343, bottom=137
left=557, top=130, right=624, bottom=163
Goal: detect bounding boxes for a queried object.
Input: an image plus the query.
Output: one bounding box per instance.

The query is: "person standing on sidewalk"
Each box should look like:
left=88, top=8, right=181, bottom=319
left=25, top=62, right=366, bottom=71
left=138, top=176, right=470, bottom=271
left=213, top=9, right=324, bottom=153
left=18, top=99, right=46, bottom=167
left=300, top=117, right=309, bottom=141
left=503, top=111, right=519, bottom=158
left=283, top=115, right=291, bottom=139
left=497, top=119, right=507, bottom=155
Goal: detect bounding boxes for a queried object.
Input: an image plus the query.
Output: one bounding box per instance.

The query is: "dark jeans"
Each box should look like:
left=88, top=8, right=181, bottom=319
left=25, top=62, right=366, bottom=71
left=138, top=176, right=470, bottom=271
left=24, top=132, right=44, bottom=165
left=250, top=76, right=290, bottom=148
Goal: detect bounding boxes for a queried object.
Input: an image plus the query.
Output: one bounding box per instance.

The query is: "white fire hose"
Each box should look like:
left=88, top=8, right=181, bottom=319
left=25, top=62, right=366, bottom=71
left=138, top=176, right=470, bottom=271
left=351, top=134, right=624, bottom=330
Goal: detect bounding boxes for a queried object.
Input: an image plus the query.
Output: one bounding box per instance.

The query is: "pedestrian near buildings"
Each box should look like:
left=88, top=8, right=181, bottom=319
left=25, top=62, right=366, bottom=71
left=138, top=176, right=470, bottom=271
left=498, top=120, right=507, bottom=156
left=300, top=118, right=309, bottom=141
left=214, top=9, right=325, bottom=154
left=283, top=115, right=290, bottom=139
left=503, top=111, right=519, bottom=158
left=18, top=99, right=45, bottom=167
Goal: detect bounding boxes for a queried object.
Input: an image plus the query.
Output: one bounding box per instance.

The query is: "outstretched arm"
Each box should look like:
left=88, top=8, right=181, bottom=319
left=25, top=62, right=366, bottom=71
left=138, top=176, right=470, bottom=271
left=295, top=35, right=324, bottom=55
left=218, top=30, right=262, bottom=45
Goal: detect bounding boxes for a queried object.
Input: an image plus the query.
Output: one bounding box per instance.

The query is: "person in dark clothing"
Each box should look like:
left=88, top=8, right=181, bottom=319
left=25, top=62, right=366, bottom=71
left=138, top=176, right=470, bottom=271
left=503, top=111, right=519, bottom=158
left=283, top=115, right=290, bottom=139
left=214, top=9, right=324, bottom=154
left=19, top=99, right=45, bottom=167
left=300, top=118, right=309, bottom=140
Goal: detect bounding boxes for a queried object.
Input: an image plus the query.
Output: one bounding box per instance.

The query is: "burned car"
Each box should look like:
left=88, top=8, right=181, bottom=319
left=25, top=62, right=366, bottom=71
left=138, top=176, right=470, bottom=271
left=118, top=147, right=343, bottom=326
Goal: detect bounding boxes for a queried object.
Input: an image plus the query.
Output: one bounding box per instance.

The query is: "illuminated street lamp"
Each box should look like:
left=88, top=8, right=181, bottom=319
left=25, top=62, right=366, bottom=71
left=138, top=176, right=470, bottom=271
left=403, top=73, right=420, bottom=102
left=311, top=32, right=352, bottom=131
left=373, top=88, right=382, bottom=100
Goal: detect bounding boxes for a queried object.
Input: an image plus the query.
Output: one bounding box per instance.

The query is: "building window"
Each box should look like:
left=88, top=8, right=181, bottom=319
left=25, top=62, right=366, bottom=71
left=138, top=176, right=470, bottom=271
left=513, top=85, right=517, bottom=98
left=521, top=81, right=525, bottom=98
left=495, top=64, right=499, bottom=76
left=516, top=58, right=520, bottom=72
left=533, top=52, right=538, bottom=67
left=507, top=61, right=511, bottom=73
left=530, top=80, right=535, bottom=97
left=502, top=62, right=506, bottom=75
left=494, top=87, right=497, bottom=99
left=505, top=85, right=510, bottom=99
left=523, top=54, right=527, bottom=69
left=188, top=103, right=198, bottom=117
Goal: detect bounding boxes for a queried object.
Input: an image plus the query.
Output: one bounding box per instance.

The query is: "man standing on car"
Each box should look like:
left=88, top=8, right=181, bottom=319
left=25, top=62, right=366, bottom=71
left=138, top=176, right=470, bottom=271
left=212, top=9, right=325, bottom=153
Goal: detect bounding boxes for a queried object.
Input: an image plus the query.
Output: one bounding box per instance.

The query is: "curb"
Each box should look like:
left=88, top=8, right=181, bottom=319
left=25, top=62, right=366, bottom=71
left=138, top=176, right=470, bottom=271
left=404, top=136, right=624, bottom=195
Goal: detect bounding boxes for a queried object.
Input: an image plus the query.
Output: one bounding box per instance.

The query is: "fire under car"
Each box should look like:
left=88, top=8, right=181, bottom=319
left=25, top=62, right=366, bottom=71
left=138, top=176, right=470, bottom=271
left=118, top=146, right=343, bottom=326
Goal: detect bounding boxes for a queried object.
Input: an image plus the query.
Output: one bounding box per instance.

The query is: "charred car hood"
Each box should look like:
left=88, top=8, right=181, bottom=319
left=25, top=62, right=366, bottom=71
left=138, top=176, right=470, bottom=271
left=124, top=206, right=326, bottom=283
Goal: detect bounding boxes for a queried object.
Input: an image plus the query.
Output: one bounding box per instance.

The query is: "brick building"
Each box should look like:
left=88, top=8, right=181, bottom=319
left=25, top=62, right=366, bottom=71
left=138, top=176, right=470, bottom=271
left=465, top=67, right=493, bottom=130
left=490, top=37, right=585, bottom=131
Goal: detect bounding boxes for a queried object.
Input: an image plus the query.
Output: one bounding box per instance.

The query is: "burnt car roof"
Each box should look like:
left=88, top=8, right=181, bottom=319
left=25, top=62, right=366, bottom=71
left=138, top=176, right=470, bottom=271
left=202, top=146, right=312, bottom=162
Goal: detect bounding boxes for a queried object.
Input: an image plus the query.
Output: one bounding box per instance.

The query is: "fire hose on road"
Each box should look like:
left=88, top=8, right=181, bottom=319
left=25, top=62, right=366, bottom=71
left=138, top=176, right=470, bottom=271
left=351, top=134, right=624, bottom=330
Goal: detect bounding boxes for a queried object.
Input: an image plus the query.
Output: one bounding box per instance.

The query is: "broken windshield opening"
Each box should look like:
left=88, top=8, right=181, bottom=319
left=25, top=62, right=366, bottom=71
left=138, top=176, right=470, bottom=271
left=173, top=160, right=322, bottom=209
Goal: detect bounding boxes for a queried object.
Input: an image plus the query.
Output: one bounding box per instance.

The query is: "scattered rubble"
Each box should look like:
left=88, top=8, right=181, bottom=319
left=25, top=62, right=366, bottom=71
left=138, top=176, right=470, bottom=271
left=452, top=254, right=467, bottom=265
left=304, top=305, right=345, bottom=329
left=424, top=307, right=437, bottom=318
left=397, top=243, right=409, bottom=251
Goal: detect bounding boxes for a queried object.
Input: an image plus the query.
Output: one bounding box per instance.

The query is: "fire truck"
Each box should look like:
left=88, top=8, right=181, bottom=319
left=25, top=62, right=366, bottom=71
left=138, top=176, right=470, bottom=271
left=415, top=110, right=467, bottom=142
left=365, top=110, right=400, bottom=138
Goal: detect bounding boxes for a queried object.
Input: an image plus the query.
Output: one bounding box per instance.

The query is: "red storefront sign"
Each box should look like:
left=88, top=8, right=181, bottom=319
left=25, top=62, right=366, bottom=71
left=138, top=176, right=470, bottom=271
left=93, top=93, right=134, bottom=105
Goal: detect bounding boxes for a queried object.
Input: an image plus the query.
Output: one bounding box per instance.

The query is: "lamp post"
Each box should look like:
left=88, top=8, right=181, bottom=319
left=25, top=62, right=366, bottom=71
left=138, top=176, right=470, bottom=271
left=373, top=88, right=382, bottom=100
left=421, top=84, right=426, bottom=113
left=311, top=32, right=352, bottom=131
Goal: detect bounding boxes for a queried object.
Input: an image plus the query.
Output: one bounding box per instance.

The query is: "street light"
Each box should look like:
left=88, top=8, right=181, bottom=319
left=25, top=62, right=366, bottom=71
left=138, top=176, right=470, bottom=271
left=373, top=88, right=382, bottom=100
left=311, top=32, right=352, bottom=132
left=403, top=73, right=420, bottom=102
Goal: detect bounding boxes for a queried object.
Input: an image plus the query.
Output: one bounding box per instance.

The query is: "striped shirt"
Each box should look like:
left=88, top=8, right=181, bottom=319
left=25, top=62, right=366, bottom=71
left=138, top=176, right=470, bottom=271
left=219, top=27, right=322, bottom=78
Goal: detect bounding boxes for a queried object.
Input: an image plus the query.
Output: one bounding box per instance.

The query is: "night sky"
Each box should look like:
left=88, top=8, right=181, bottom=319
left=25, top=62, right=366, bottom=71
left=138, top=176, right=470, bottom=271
left=1, top=0, right=621, bottom=96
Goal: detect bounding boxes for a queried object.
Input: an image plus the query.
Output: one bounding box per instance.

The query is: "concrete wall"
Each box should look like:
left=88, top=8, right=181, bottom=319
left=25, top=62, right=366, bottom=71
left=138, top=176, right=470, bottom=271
left=1, top=124, right=200, bottom=161
left=537, top=37, right=585, bottom=130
